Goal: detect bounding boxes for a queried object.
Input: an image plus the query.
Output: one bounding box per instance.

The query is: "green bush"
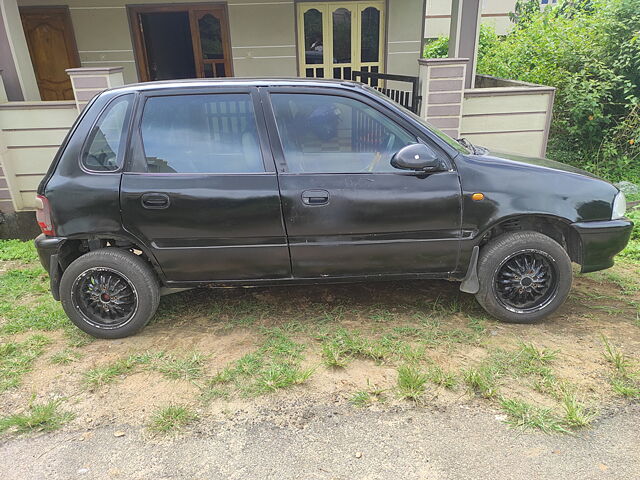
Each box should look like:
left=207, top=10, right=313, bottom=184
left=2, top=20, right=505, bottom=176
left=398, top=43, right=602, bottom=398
left=423, top=0, right=640, bottom=184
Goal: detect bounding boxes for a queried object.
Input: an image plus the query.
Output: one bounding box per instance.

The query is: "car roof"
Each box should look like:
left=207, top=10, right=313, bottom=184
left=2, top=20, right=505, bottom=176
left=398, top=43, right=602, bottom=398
left=105, top=77, right=367, bottom=95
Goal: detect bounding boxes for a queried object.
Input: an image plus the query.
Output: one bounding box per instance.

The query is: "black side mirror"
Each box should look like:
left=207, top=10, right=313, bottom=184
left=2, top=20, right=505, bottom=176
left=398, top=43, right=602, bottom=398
left=391, top=143, right=444, bottom=172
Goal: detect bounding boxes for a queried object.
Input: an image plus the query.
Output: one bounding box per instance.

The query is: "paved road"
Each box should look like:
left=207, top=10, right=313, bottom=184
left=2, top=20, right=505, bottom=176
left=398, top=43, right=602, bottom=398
left=1, top=401, right=638, bottom=480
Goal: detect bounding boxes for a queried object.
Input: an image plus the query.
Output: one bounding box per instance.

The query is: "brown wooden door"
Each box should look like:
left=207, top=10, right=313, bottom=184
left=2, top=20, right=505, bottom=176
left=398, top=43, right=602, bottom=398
left=190, top=7, right=233, bottom=78
left=20, top=7, right=80, bottom=101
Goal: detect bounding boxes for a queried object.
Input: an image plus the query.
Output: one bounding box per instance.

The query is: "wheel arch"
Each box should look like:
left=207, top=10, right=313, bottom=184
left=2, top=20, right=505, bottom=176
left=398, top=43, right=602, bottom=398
left=477, top=214, right=582, bottom=264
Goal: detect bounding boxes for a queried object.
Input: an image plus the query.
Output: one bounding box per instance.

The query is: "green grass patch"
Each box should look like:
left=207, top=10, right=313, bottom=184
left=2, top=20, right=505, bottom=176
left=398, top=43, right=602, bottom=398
left=0, top=240, right=38, bottom=263
left=148, top=404, right=197, bottom=433
left=602, top=336, right=640, bottom=398
left=425, top=364, right=457, bottom=389
left=50, top=349, right=83, bottom=365
left=0, top=400, right=74, bottom=435
left=205, top=330, right=312, bottom=398
left=154, top=352, right=205, bottom=380
left=500, top=398, right=567, bottom=434
left=0, top=334, right=51, bottom=392
left=396, top=364, right=428, bottom=401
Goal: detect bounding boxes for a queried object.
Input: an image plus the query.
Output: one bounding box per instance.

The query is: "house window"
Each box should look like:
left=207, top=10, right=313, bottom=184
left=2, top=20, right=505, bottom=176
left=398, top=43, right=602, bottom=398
left=297, top=2, right=385, bottom=81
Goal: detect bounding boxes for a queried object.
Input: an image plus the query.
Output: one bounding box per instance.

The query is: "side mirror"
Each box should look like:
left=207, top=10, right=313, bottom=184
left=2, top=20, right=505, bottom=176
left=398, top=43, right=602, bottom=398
left=391, top=143, right=444, bottom=172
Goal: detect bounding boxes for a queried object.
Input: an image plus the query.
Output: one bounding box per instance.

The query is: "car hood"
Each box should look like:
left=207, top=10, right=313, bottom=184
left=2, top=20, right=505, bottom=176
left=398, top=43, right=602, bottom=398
left=481, top=150, right=602, bottom=180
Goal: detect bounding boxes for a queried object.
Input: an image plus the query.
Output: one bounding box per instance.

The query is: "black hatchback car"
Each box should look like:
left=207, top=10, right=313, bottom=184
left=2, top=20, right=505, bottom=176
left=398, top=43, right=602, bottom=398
left=34, top=79, right=632, bottom=338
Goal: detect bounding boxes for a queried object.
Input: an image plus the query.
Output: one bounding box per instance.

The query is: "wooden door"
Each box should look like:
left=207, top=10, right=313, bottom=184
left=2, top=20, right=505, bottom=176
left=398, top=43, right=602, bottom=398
left=190, top=7, right=233, bottom=78
left=20, top=7, right=80, bottom=101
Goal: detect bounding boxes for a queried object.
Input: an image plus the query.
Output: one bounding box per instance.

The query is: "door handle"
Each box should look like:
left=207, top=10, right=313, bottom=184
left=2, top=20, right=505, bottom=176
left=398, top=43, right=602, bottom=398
left=141, top=193, right=170, bottom=209
left=301, top=189, right=329, bottom=206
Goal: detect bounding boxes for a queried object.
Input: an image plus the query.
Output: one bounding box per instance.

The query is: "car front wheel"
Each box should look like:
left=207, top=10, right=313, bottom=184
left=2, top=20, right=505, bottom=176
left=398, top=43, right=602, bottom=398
left=474, top=231, right=572, bottom=323
left=60, top=248, right=160, bottom=339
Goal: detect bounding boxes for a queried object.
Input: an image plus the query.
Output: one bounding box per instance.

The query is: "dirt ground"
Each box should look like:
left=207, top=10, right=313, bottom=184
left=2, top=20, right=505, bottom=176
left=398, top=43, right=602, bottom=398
left=1, top=254, right=639, bottom=478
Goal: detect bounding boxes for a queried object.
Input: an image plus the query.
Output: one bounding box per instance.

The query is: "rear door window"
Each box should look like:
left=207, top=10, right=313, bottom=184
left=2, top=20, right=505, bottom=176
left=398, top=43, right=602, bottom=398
left=135, top=93, right=265, bottom=173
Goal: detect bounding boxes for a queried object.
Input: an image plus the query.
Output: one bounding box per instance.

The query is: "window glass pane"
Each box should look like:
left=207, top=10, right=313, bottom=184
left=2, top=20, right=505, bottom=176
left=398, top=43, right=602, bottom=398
left=82, top=94, right=133, bottom=171
left=361, top=7, right=380, bottom=63
left=304, top=9, right=324, bottom=65
left=198, top=13, right=223, bottom=60
left=332, top=8, right=351, bottom=64
left=138, top=94, right=264, bottom=173
left=271, top=93, right=416, bottom=173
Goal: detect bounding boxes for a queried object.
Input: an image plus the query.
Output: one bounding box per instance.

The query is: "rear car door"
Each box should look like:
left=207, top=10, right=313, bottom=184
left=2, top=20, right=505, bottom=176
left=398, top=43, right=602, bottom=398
left=262, top=87, right=462, bottom=278
left=120, top=87, right=290, bottom=283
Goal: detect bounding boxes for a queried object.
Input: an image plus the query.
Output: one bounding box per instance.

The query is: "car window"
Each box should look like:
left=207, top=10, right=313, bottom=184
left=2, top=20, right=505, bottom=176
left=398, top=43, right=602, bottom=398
left=136, top=93, right=264, bottom=174
left=82, top=94, right=133, bottom=172
left=270, top=93, right=416, bottom=173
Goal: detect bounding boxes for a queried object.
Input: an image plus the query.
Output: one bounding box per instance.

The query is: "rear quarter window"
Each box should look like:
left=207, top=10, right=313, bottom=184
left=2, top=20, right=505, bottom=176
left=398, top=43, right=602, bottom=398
left=81, top=94, right=134, bottom=172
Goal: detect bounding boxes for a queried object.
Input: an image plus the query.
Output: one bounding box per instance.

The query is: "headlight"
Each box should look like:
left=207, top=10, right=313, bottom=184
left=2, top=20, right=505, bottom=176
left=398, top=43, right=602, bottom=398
left=612, top=191, right=626, bottom=220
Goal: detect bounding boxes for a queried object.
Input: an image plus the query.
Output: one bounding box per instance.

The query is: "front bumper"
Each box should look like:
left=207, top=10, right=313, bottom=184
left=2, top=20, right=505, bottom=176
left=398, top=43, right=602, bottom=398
left=571, top=219, right=633, bottom=273
left=34, top=234, right=66, bottom=300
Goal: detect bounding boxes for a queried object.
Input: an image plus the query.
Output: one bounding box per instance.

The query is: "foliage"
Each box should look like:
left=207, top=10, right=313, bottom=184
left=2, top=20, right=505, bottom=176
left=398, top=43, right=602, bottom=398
left=424, top=0, right=640, bottom=183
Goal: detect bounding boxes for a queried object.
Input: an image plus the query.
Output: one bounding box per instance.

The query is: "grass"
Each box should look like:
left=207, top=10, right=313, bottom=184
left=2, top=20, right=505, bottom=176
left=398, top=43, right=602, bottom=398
left=148, top=404, right=197, bottom=433
left=83, top=357, right=139, bottom=388
left=0, top=334, right=51, bottom=392
left=425, top=364, right=457, bottom=389
left=155, top=352, right=205, bottom=380
left=500, top=398, right=567, bottom=433
left=204, top=329, right=313, bottom=398
left=50, top=349, right=83, bottom=365
left=397, top=365, right=428, bottom=400
left=0, top=239, right=38, bottom=263
left=0, top=400, right=74, bottom=435
left=601, top=336, right=640, bottom=399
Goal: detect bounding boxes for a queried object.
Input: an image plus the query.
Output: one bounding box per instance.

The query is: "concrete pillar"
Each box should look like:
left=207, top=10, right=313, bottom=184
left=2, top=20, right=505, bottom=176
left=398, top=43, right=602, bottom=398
left=448, top=0, right=481, bottom=89
left=0, top=0, right=40, bottom=101
left=418, top=57, right=469, bottom=139
left=66, top=67, right=125, bottom=111
left=0, top=71, right=8, bottom=103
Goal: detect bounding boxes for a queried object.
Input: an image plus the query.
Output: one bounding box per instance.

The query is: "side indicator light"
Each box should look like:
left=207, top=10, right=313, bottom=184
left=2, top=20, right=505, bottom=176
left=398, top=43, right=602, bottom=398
left=471, top=193, right=485, bottom=201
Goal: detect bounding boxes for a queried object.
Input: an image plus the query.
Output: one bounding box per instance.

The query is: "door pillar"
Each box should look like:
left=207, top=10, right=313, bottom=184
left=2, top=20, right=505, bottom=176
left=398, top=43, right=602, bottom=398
left=0, top=0, right=40, bottom=101
left=448, top=0, right=481, bottom=89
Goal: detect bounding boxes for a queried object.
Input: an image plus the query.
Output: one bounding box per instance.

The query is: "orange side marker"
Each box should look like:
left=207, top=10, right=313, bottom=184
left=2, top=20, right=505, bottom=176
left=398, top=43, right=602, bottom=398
left=471, top=193, right=485, bottom=201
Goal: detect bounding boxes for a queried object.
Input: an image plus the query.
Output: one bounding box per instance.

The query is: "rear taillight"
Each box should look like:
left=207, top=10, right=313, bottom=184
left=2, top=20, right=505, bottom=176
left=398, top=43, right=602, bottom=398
left=35, top=194, right=56, bottom=236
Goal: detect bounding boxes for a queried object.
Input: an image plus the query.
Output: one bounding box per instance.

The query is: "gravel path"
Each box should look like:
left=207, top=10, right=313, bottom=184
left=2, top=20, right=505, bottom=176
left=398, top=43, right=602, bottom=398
left=1, top=400, right=638, bottom=479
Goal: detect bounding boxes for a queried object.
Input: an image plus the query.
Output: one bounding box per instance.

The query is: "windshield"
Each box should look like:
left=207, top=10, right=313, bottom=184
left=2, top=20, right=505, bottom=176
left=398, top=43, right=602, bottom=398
left=363, top=85, right=470, bottom=154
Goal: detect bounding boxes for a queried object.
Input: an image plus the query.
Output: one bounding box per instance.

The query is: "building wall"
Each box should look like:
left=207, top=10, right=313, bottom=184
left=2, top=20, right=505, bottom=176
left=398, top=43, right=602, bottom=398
left=16, top=0, right=424, bottom=84
left=0, top=101, right=78, bottom=211
left=424, top=0, right=517, bottom=39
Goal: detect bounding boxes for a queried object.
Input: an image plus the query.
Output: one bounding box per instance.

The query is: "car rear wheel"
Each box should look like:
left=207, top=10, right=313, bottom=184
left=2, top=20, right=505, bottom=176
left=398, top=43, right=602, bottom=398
left=60, top=248, right=160, bottom=339
left=474, top=231, right=572, bottom=324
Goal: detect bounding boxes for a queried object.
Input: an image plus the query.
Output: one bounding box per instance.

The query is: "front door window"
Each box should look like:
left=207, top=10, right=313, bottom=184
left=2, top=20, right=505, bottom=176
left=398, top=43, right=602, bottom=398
left=297, top=2, right=385, bottom=81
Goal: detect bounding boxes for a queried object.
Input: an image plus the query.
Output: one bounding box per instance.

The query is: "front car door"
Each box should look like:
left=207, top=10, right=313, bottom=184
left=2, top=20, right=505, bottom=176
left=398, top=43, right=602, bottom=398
left=120, top=87, right=290, bottom=283
left=262, top=87, right=462, bottom=278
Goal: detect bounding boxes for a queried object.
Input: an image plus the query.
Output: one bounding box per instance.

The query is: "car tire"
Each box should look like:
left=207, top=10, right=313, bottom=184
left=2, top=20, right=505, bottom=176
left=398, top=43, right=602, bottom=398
left=474, top=231, right=572, bottom=324
left=60, top=248, right=160, bottom=339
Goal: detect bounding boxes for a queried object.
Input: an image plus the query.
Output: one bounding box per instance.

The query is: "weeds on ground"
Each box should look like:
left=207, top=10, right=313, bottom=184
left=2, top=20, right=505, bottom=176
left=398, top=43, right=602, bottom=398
left=500, top=398, right=568, bottom=433
left=350, top=380, right=388, bottom=407
left=50, top=349, right=83, bottom=365
left=0, top=334, right=51, bottom=392
left=602, top=336, right=640, bottom=399
left=0, top=400, right=74, bottom=435
left=204, top=329, right=312, bottom=398
left=397, top=365, right=428, bottom=401
left=148, top=404, right=197, bottom=433
left=425, top=364, right=457, bottom=389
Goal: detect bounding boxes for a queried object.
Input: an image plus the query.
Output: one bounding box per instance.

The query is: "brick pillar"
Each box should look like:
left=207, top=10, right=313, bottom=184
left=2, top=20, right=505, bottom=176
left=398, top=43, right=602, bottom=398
left=66, top=67, right=125, bottom=111
left=418, top=57, right=469, bottom=139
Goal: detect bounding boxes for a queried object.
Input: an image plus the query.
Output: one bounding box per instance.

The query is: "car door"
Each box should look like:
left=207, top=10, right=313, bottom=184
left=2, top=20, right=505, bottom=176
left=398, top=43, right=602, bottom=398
left=120, top=88, right=291, bottom=283
left=262, top=87, right=462, bottom=278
